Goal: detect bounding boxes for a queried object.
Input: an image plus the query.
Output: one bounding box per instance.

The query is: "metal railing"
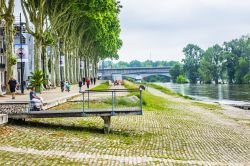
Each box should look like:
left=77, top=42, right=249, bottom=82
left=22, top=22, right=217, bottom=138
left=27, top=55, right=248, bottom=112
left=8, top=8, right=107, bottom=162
left=81, top=89, right=143, bottom=116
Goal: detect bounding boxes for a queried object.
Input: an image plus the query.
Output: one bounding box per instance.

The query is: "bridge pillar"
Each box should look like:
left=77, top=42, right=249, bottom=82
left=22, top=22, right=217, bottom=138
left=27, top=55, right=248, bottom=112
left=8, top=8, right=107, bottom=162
left=101, top=116, right=111, bottom=134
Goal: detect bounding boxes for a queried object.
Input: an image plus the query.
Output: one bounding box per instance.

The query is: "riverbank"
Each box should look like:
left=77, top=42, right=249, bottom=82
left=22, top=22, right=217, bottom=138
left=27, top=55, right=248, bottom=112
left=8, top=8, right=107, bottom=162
left=146, top=83, right=250, bottom=127
left=159, top=82, right=250, bottom=106
left=0, top=81, right=249, bottom=165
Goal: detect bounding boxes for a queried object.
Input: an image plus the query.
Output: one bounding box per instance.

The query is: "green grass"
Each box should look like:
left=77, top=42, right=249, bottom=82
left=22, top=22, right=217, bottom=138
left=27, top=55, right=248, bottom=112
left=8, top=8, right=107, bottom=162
left=192, top=101, right=222, bottom=110
left=123, top=80, right=178, bottom=111
left=146, top=83, right=192, bottom=99
left=91, top=81, right=110, bottom=90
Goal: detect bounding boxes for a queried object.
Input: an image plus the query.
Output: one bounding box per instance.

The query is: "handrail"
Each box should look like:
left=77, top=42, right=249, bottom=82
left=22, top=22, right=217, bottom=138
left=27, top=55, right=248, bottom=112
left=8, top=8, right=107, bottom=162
left=81, top=88, right=143, bottom=116
left=83, top=89, right=140, bottom=93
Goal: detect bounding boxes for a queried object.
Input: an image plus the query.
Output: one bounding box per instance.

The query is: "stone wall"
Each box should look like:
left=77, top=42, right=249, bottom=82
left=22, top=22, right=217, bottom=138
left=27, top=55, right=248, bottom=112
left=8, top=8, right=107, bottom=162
left=0, top=103, right=29, bottom=114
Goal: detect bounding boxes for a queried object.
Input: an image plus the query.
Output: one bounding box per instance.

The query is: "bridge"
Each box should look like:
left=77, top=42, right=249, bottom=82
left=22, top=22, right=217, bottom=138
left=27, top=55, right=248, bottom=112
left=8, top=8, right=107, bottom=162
left=98, top=67, right=171, bottom=80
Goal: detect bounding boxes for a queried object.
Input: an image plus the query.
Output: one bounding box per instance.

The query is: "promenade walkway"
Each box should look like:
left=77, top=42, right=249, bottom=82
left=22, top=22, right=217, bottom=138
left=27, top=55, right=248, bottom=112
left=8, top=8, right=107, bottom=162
left=0, top=81, right=101, bottom=105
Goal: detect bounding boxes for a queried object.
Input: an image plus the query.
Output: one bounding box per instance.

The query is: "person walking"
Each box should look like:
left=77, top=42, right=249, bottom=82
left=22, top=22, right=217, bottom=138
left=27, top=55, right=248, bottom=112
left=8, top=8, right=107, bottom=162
left=94, top=77, right=96, bottom=85
left=8, top=77, right=18, bottom=99
left=82, top=77, right=86, bottom=85
left=86, top=78, right=90, bottom=89
left=65, top=81, right=70, bottom=92
left=90, top=77, right=93, bottom=84
left=78, top=80, right=83, bottom=92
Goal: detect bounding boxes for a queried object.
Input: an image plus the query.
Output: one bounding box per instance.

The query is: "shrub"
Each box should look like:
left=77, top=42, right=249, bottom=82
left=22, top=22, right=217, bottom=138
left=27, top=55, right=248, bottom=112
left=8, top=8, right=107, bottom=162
left=30, top=70, right=45, bottom=93
left=176, top=75, right=188, bottom=84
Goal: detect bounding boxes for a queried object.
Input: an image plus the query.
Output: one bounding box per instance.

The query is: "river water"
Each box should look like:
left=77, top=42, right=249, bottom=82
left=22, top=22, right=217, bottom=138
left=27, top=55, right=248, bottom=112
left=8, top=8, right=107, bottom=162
left=159, top=83, right=250, bottom=105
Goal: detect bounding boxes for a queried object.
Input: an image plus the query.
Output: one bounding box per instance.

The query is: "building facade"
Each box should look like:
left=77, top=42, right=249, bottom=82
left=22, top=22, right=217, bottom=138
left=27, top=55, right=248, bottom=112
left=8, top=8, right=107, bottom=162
left=0, top=21, right=6, bottom=94
left=0, top=19, right=35, bottom=93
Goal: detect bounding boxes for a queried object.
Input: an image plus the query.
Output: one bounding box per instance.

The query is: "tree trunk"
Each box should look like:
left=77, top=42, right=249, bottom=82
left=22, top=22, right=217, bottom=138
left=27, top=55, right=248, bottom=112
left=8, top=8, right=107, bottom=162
left=5, top=15, right=14, bottom=93
left=84, top=58, right=87, bottom=78
left=55, top=45, right=60, bottom=86
left=65, top=50, right=69, bottom=81
left=76, top=56, right=80, bottom=81
left=69, top=54, right=73, bottom=83
left=50, top=47, right=55, bottom=87
left=34, top=37, right=42, bottom=70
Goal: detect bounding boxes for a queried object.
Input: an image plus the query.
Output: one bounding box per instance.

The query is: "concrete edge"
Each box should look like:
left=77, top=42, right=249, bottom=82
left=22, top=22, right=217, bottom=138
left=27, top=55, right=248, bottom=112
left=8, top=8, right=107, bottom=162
left=0, top=114, right=8, bottom=125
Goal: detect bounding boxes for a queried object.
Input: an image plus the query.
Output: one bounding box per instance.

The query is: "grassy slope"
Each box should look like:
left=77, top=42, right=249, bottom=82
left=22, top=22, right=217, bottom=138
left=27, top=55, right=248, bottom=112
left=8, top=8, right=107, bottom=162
left=91, top=81, right=110, bottom=90
left=144, top=82, right=222, bottom=110
left=123, top=80, right=178, bottom=111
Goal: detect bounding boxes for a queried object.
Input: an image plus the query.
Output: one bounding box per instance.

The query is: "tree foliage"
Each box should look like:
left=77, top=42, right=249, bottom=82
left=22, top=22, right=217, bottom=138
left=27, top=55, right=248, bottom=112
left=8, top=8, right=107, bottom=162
left=183, top=35, right=250, bottom=84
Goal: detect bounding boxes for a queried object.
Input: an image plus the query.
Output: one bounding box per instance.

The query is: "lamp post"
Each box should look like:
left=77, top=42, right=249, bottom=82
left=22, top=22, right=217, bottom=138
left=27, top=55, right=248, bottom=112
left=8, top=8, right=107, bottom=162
left=59, top=41, right=63, bottom=82
left=20, top=13, right=24, bottom=94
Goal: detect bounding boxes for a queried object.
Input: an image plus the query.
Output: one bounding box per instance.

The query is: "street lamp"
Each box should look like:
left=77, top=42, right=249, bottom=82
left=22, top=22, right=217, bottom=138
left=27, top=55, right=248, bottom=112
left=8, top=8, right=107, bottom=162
left=59, top=41, right=63, bottom=82
left=20, top=13, right=24, bottom=94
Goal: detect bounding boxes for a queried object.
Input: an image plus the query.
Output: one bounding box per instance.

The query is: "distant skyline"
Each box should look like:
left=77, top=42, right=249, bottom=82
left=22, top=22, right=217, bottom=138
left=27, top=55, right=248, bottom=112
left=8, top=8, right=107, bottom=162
left=118, top=0, right=250, bottom=62
left=14, top=0, right=250, bottom=62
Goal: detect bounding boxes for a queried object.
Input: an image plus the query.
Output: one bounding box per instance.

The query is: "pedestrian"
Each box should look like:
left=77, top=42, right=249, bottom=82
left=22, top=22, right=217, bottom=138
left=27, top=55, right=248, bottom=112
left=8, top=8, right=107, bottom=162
left=86, top=78, right=90, bottom=89
left=65, top=81, right=70, bottom=92
left=90, top=77, right=93, bottom=84
left=30, top=86, right=44, bottom=111
left=60, top=80, right=65, bottom=92
left=8, top=77, right=18, bottom=99
left=82, top=77, right=86, bottom=85
left=94, top=77, right=96, bottom=85
left=78, top=80, right=83, bottom=92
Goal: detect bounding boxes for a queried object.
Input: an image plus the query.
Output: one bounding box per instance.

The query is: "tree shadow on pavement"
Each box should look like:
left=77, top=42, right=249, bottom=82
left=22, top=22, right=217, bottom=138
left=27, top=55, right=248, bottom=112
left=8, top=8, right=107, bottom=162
left=8, top=118, right=104, bottom=134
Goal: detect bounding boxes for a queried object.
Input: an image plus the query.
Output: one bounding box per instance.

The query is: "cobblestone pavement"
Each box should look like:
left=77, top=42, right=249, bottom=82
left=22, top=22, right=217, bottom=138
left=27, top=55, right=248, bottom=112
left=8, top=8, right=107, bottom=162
left=0, top=87, right=249, bottom=165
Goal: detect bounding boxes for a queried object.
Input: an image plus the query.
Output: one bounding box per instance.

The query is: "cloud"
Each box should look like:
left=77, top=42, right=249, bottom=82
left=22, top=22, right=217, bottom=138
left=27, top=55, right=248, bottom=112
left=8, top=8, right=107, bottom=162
left=118, top=0, right=250, bottom=62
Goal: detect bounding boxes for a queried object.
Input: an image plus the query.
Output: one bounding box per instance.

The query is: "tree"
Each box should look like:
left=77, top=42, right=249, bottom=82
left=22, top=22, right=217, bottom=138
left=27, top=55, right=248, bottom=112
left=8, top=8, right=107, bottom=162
left=170, top=63, right=183, bottom=83
left=130, top=60, right=142, bottom=67
left=183, top=44, right=204, bottom=83
left=1, top=0, right=15, bottom=93
left=199, top=44, right=223, bottom=84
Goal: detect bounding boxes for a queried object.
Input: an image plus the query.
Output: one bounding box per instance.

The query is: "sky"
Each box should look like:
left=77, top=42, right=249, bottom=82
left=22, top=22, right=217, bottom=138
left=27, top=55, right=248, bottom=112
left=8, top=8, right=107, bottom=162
left=118, top=0, right=250, bottom=62
left=13, top=0, right=250, bottom=62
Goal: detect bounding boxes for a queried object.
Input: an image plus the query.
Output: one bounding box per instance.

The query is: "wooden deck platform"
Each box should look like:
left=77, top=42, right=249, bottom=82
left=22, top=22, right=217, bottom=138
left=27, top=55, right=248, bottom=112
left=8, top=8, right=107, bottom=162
left=6, top=89, right=144, bottom=133
left=8, top=107, right=142, bottom=119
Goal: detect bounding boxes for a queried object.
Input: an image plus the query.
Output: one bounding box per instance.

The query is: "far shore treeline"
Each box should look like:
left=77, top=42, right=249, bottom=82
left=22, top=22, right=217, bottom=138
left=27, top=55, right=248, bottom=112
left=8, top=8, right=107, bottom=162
left=109, top=35, right=250, bottom=84
left=181, top=35, right=250, bottom=84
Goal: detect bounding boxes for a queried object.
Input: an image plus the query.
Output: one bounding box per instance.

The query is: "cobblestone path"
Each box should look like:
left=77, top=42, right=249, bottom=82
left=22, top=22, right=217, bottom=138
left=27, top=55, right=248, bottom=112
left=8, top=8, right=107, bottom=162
left=0, top=87, right=249, bottom=165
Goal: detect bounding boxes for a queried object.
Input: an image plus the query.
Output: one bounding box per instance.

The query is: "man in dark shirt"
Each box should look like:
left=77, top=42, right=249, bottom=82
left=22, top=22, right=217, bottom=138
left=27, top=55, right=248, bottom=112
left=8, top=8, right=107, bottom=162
left=8, top=77, right=17, bottom=99
left=78, top=80, right=83, bottom=92
left=90, top=77, right=93, bottom=84
left=82, top=77, right=85, bottom=85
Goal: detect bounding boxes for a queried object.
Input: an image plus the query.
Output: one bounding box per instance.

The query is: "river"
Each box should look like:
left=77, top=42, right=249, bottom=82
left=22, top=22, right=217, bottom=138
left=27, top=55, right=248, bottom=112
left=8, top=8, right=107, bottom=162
left=159, top=83, right=250, bottom=105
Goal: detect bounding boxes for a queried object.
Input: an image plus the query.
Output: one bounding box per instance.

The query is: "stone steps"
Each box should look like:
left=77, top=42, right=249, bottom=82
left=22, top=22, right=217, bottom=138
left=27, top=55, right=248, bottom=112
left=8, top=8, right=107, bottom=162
left=0, top=114, right=8, bottom=125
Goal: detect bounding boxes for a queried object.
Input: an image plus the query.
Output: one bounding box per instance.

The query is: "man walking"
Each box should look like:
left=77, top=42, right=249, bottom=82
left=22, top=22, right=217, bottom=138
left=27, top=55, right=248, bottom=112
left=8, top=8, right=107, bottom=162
left=78, top=80, right=83, bottom=92
left=90, top=77, right=93, bottom=84
left=82, top=77, right=85, bottom=85
left=8, top=77, right=18, bottom=99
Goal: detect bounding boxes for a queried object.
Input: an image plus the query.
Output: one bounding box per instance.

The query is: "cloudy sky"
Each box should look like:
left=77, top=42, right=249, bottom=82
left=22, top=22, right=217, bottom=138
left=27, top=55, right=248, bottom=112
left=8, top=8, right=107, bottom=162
left=14, top=0, right=250, bottom=62
left=118, top=0, right=250, bottom=62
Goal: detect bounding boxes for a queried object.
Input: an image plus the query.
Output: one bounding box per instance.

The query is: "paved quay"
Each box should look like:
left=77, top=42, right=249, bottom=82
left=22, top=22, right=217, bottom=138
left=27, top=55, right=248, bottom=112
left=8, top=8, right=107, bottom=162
left=0, top=81, right=101, bottom=110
